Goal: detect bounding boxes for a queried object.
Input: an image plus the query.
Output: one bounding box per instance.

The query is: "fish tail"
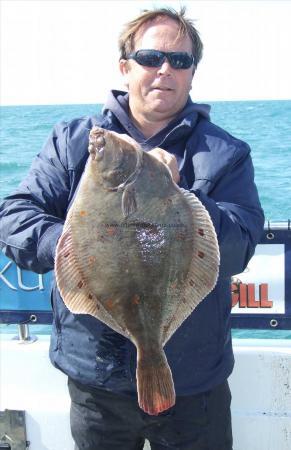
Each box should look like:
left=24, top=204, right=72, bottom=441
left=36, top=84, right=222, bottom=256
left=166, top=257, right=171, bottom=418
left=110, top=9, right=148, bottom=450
left=136, top=347, right=175, bottom=415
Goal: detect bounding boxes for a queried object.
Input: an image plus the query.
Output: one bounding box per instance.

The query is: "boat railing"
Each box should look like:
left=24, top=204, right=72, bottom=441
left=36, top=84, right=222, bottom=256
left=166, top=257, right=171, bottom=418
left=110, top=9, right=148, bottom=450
left=1, top=221, right=290, bottom=330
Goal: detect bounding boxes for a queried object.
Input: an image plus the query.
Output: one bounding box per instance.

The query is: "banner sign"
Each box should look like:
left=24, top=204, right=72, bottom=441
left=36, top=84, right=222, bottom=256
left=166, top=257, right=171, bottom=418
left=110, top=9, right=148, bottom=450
left=1, top=225, right=291, bottom=328
left=0, top=254, right=52, bottom=324
left=231, top=244, right=285, bottom=314
left=231, top=226, right=291, bottom=329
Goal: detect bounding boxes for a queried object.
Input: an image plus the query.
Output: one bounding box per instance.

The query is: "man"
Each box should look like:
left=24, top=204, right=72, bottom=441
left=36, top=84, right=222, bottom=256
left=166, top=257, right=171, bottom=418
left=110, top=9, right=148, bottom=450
left=0, top=7, right=264, bottom=450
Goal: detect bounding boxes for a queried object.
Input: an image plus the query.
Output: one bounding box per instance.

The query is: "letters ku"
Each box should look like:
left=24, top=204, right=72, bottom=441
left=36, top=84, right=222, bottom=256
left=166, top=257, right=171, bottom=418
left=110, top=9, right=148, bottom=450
left=0, top=259, right=44, bottom=291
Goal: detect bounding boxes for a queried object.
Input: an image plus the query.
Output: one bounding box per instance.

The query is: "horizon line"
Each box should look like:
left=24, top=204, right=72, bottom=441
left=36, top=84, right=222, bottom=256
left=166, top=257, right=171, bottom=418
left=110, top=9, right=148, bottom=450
left=1, top=98, right=291, bottom=108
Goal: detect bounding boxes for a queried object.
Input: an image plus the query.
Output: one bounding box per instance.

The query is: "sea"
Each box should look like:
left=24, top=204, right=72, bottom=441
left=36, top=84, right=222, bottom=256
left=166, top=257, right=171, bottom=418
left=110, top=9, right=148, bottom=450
left=1, top=99, right=291, bottom=338
left=1, top=100, right=291, bottom=219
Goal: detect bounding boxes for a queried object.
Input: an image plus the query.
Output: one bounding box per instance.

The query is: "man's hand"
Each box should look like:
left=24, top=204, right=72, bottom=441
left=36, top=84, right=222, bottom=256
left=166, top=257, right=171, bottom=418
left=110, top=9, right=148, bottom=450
left=148, top=148, right=180, bottom=184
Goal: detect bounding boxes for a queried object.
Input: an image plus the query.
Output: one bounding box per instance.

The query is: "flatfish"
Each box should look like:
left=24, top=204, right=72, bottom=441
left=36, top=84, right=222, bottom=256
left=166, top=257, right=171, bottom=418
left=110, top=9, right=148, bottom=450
left=55, top=126, right=220, bottom=415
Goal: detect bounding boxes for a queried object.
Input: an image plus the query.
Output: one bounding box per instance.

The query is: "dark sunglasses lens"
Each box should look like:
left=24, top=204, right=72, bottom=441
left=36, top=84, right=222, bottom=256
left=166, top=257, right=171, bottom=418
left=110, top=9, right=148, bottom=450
left=169, top=53, right=193, bottom=69
left=132, top=50, right=193, bottom=69
left=135, top=50, right=164, bottom=67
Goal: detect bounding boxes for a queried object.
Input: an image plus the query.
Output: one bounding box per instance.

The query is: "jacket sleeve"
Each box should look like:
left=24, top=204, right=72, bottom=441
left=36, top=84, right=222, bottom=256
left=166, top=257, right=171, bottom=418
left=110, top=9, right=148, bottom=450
left=190, top=141, right=265, bottom=278
left=0, top=122, right=71, bottom=274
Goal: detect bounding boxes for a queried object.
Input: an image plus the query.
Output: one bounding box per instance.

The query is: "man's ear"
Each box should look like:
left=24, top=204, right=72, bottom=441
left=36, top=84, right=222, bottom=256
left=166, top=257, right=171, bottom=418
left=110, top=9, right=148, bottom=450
left=119, top=59, right=130, bottom=76
left=119, top=59, right=130, bottom=88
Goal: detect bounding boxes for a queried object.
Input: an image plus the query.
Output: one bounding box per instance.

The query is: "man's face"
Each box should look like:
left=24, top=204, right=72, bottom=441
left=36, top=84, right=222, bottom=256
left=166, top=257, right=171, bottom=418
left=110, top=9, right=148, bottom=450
left=119, top=17, right=195, bottom=125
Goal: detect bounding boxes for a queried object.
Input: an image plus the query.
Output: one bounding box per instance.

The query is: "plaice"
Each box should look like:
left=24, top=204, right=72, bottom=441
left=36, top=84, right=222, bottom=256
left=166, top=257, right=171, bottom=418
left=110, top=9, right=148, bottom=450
left=55, top=126, right=220, bottom=415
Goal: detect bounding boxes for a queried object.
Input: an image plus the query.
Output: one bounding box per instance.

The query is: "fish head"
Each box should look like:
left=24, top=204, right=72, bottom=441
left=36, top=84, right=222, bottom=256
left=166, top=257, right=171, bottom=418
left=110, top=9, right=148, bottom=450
left=88, top=126, right=141, bottom=189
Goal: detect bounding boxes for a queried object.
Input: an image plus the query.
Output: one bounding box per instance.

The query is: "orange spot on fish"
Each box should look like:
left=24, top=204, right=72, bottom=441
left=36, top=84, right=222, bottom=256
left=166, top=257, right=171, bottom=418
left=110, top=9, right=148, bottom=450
left=77, top=280, right=84, bottom=289
left=198, top=228, right=204, bottom=236
left=106, top=226, right=118, bottom=237
left=105, top=298, right=114, bottom=309
left=198, top=251, right=205, bottom=258
left=132, top=294, right=140, bottom=305
left=88, top=294, right=93, bottom=300
left=88, top=256, right=96, bottom=264
left=64, top=252, right=70, bottom=258
left=189, top=279, right=195, bottom=287
left=79, top=210, right=87, bottom=217
left=170, top=282, right=177, bottom=289
left=163, top=323, right=170, bottom=333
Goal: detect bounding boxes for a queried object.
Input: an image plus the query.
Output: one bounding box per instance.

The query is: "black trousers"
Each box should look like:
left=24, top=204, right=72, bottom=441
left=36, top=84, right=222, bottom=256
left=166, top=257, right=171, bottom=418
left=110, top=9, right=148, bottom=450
left=68, top=378, right=233, bottom=450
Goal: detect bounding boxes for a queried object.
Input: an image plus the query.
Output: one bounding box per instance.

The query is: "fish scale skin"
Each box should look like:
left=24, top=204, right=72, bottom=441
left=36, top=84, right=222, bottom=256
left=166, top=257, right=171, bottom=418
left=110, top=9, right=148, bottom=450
left=68, top=157, right=193, bottom=346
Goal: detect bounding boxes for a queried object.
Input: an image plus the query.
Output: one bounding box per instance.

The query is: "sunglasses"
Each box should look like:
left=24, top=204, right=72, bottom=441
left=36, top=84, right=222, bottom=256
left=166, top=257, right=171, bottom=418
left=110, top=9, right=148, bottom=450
left=127, top=49, right=195, bottom=70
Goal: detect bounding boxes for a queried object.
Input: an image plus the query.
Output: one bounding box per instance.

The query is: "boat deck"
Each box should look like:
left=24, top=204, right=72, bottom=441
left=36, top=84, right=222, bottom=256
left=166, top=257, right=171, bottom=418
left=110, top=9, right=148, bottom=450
left=1, top=333, right=290, bottom=450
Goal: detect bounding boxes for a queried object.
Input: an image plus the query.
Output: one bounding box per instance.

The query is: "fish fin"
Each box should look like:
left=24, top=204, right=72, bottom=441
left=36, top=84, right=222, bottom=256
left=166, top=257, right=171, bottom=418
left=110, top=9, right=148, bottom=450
left=55, top=228, right=100, bottom=317
left=55, top=226, right=130, bottom=339
left=121, top=184, right=137, bottom=217
left=162, top=188, right=220, bottom=345
left=136, top=347, right=175, bottom=415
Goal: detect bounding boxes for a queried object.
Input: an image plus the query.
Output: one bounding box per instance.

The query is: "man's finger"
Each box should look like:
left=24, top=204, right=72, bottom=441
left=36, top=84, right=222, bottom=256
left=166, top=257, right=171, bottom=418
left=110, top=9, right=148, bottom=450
left=148, top=148, right=180, bottom=184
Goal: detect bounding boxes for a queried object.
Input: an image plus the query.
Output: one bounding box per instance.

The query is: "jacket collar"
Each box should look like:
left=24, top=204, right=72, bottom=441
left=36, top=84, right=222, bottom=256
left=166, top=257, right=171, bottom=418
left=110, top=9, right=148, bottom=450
left=102, top=90, right=211, bottom=151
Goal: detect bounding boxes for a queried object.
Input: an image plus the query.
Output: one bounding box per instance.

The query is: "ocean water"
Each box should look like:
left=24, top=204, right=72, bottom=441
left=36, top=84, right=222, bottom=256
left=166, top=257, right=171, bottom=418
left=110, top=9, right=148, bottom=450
left=1, top=100, right=291, bottom=220
left=1, top=100, right=291, bottom=339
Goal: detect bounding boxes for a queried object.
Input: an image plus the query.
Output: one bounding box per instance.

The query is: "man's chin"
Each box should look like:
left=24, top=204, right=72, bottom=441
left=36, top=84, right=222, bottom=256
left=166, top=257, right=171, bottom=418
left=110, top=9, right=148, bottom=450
left=151, top=101, right=182, bottom=118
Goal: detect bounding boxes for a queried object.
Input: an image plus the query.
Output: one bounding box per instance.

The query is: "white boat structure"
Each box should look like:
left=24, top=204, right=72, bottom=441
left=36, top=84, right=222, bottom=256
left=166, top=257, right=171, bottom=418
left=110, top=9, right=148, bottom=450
left=0, top=222, right=290, bottom=450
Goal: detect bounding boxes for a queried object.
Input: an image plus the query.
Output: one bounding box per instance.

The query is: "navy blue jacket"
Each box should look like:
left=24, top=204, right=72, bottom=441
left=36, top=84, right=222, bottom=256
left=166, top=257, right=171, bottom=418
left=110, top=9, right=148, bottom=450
left=0, top=90, right=264, bottom=396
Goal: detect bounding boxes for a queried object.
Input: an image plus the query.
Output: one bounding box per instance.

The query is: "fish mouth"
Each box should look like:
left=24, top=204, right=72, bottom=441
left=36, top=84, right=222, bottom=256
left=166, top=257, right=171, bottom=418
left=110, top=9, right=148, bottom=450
left=89, top=127, right=106, bottom=160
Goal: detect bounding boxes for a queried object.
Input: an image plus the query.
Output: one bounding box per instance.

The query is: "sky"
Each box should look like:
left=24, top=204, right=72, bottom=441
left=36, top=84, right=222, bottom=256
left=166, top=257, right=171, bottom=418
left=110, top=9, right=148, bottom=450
left=1, top=0, right=291, bottom=105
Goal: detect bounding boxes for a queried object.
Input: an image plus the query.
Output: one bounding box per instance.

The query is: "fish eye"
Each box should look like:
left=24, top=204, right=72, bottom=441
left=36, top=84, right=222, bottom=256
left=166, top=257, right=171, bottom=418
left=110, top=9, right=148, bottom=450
left=102, top=168, right=123, bottom=181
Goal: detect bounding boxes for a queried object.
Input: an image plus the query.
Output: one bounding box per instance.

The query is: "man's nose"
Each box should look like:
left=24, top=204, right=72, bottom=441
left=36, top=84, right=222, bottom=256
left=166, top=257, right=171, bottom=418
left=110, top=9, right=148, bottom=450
left=157, top=59, right=172, bottom=75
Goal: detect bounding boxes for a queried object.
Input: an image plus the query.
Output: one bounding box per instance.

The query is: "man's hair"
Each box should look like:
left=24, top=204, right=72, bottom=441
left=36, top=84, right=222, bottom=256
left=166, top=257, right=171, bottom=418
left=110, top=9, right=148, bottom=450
left=118, top=6, right=203, bottom=66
